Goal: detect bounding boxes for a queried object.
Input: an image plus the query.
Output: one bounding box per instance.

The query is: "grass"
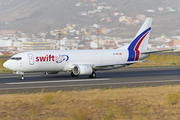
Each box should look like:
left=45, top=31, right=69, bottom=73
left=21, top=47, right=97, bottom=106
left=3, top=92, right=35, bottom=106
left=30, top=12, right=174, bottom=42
left=101, top=87, right=113, bottom=90
left=0, top=85, right=180, bottom=119
left=43, top=93, right=54, bottom=105
left=167, top=93, right=179, bottom=105
left=0, top=59, right=12, bottom=73
left=128, top=54, right=180, bottom=67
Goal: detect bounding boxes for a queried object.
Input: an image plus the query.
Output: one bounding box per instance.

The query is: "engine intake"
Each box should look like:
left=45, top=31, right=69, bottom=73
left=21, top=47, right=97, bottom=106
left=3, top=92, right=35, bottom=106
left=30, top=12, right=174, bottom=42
left=73, top=65, right=93, bottom=75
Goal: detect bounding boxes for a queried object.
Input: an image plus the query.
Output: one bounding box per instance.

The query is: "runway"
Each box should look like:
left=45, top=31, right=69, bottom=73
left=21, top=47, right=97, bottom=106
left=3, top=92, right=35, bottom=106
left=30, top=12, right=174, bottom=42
left=0, top=56, right=10, bottom=59
left=0, top=66, right=179, bottom=93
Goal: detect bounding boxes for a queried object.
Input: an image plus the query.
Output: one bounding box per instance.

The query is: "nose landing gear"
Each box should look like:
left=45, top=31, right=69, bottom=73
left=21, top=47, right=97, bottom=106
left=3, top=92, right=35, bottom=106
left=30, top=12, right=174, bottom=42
left=13, top=71, right=24, bottom=80
left=20, top=75, right=24, bottom=80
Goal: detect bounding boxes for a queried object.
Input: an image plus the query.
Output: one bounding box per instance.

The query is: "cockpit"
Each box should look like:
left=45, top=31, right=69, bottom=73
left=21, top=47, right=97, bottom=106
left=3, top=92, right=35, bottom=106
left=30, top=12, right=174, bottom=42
left=10, top=57, right=22, bottom=61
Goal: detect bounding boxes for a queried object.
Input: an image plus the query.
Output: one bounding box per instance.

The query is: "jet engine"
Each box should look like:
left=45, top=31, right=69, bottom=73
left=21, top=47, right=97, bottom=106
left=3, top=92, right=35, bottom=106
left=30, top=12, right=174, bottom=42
left=73, top=65, right=93, bottom=75
left=139, top=53, right=150, bottom=60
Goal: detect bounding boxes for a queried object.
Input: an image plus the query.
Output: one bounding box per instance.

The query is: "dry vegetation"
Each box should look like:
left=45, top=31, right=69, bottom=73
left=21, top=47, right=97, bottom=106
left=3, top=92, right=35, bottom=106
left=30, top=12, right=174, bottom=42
left=128, top=54, right=180, bottom=67
left=0, top=85, right=180, bottom=120
left=0, top=59, right=11, bottom=73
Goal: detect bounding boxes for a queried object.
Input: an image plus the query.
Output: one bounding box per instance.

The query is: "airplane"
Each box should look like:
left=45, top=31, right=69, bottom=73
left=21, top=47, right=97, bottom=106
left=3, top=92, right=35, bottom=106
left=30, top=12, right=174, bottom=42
left=3, top=18, right=171, bottom=80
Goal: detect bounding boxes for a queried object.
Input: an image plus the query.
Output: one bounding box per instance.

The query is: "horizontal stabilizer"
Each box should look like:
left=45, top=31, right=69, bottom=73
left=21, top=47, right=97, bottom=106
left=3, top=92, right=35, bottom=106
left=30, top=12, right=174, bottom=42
left=141, top=49, right=174, bottom=54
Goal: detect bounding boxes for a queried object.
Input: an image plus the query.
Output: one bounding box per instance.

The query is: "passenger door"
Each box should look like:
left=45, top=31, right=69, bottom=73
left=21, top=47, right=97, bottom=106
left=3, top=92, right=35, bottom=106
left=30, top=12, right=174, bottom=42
left=28, top=53, right=34, bottom=65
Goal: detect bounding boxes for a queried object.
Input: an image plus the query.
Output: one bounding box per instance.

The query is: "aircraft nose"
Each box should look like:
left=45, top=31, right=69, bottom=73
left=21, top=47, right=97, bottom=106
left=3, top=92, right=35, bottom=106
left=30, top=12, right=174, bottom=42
left=3, top=60, right=10, bottom=69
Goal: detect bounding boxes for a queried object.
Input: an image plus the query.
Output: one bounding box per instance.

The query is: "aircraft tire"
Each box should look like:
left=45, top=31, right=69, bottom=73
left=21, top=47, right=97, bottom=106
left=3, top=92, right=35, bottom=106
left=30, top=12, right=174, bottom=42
left=71, top=72, right=78, bottom=77
left=89, top=71, right=96, bottom=78
left=20, top=75, right=24, bottom=80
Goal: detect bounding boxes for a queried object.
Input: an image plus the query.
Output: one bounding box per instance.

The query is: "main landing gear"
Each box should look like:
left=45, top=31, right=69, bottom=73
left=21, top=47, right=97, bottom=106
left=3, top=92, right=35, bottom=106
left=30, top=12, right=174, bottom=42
left=71, top=72, right=78, bottom=77
left=70, top=71, right=96, bottom=78
left=89, top=71, right=96, bottom=78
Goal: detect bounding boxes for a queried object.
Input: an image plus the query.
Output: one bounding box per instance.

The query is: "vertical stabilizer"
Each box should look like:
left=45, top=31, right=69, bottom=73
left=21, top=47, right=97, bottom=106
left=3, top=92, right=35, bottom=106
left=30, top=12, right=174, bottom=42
left=127, top=18, right=152, bottom=61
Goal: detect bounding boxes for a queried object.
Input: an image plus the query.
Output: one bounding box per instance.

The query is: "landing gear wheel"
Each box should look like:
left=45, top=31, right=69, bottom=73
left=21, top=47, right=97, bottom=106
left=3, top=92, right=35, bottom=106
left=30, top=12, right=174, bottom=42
left=89, top=71, right=96, bottom=78
left=71, top=72, right=78, bottom=77
left=20, top=75, right=24, bottom=80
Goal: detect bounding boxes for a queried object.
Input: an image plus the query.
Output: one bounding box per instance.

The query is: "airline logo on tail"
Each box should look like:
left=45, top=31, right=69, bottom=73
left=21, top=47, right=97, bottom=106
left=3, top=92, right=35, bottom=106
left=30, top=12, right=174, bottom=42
left=128, top=27, right=151, bottom=61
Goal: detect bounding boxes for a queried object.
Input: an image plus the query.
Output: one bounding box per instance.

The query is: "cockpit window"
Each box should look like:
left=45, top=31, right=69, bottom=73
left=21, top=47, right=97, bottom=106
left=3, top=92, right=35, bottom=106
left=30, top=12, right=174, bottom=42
left=16, top=57, right=22, bottom=60
left=10, top=57, right=22, bottom=61
left=10, top=57, right=16, bottom=60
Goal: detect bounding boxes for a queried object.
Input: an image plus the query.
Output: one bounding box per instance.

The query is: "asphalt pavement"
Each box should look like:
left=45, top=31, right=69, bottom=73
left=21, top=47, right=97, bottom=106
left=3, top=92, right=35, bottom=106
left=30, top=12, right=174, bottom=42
left=0, top=66, right=179, bottom=93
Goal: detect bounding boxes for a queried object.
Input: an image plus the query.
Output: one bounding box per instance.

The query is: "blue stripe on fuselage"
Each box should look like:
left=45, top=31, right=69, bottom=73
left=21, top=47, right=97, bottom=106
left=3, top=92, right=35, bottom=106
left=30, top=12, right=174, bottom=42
left=127, top=27, right=151, bottom=61
left=128, top=50, right=135, bottom=61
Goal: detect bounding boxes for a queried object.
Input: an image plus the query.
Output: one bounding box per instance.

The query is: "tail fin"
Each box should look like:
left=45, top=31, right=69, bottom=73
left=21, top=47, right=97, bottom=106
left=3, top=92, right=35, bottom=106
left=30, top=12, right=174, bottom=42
left=127, top=18, right=152, bottom=61
left=128, top=18, right=152, bottom=51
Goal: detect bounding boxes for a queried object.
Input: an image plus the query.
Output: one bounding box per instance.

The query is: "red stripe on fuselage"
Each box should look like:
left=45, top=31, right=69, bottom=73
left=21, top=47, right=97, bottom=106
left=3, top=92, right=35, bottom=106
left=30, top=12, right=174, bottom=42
left=134, top=32, right=149, bottom=61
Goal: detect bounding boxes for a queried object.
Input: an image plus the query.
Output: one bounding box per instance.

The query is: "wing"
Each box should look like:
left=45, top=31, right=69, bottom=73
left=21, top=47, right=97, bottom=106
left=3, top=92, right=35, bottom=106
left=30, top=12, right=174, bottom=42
left=92, top=60, right=142, bottom=68
left=66, top=61, right=143, bottom=71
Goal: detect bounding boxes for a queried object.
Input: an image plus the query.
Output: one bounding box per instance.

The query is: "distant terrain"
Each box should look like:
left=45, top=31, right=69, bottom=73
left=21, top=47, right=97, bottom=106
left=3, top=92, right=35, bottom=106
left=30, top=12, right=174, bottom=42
left=0, top=0, right=179, bottom=37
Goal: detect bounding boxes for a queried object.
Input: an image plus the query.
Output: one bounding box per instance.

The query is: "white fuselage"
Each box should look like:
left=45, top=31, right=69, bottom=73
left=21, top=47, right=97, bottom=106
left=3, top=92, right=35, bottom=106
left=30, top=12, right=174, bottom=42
left=4, top=49, right=132, bottom=72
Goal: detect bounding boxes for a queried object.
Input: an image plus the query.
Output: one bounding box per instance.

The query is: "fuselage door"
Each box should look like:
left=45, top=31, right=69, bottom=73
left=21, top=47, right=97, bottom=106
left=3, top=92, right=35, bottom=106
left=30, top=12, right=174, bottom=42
left=28, top=53, right=34, bottom=65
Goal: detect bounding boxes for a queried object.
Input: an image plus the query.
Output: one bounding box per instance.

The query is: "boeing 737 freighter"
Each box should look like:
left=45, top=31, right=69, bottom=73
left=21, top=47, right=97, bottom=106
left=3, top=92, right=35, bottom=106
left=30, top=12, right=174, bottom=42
left=3, top=18, right=170, bottom=80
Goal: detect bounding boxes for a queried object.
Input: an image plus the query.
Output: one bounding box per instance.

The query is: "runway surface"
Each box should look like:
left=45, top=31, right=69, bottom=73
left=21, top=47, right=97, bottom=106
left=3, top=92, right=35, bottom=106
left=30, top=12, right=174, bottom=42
left=0, top=66, right=179, bottom=92
left=0, top=56, right=10, bottom=59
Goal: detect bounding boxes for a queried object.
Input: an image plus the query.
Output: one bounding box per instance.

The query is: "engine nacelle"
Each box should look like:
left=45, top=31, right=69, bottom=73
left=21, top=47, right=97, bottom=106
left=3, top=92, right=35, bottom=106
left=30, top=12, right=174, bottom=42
left=139, top=53, right=150, bottom=60
left=73, top=65, right=93, bottom=75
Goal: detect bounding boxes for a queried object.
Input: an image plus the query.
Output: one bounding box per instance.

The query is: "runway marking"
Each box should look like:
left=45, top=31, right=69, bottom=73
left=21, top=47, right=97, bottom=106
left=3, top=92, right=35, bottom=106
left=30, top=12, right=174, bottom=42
left=0, top=79, right=180, bottom=90
left=134, top=72, right=176, bottom=76
left=0, top=76, right=18, bottom=78
left=0, top=75, right=42, bottom=79
left=5, top=78, right=110, bottom=85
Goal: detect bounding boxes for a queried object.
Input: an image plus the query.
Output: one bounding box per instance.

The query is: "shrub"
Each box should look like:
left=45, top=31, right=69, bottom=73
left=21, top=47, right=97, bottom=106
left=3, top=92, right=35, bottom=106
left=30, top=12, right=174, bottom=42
left=43, top=93, right=54, bottom=105
left=74, top=109, right=89, bottom=120
left=0, top=59, right=7, bottom=68
left=167, top=93, right=179, bottom=105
